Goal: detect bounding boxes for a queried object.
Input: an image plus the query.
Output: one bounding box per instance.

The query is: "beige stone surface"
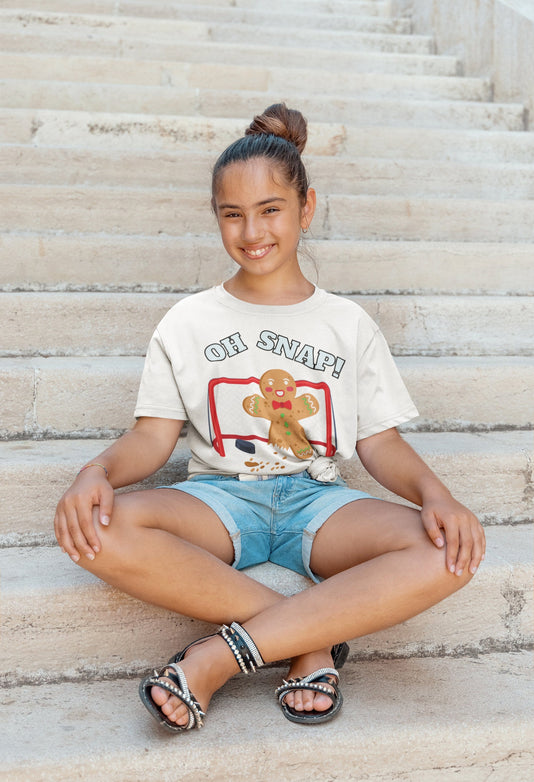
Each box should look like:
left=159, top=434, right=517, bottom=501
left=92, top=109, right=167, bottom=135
left=0, top=654, right=532, bottom=780
left=0, top=52, right=483, bottom=98
left=0, top=361, right=34, bottom=435
left=0, top=26, right=457, bottom=75
left=0, top=82, right=523, bottom=131
left=328, top=193, right=534, bottom=241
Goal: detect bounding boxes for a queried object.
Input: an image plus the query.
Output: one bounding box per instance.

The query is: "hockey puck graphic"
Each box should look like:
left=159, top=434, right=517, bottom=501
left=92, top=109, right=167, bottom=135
left=235, top=439, right=256, bottom=454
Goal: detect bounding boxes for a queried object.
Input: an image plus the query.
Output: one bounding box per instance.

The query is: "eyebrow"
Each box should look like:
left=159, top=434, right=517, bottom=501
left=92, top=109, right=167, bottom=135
left=217, top=197, right=288, bottom=210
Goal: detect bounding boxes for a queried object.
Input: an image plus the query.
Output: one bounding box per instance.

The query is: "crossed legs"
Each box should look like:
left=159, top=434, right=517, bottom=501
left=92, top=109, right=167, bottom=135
left=77, top=487, right=474, bottom=726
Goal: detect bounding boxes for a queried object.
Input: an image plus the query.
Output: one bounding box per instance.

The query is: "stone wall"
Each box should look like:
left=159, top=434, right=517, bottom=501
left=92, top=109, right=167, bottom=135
left=392, top=0, right=534, bottom=127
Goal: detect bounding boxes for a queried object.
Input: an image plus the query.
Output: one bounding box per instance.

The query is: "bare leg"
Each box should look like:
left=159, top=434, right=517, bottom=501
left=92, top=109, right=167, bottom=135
left=151, top=499, right=474, bottom=725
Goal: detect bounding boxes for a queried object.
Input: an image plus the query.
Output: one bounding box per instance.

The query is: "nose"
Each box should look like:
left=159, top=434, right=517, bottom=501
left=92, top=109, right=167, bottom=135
left=242, top=215, right=263, bottom=244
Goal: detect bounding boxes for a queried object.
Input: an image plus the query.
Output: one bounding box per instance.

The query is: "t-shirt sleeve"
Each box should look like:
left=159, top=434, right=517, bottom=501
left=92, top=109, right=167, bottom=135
left=356, top=328, right=418, bottom=440
left=134, top=328, right=188, bottom=420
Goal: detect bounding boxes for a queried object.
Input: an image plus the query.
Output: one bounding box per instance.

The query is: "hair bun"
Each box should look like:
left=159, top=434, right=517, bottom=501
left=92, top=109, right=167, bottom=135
left=245, top=103, right=307, bottom=154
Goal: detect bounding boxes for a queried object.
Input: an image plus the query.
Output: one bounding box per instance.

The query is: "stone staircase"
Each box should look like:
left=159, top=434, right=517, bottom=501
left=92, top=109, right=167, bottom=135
left=0, top=0, right=533, bottom=779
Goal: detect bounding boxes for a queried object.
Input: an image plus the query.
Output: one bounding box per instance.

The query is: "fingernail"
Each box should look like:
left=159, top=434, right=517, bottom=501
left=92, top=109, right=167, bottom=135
left=100, top=516, right=110, bottom=526
left=435, top=537, right=444, bottom=547
left=449, top=564, right=455, bottom=573
left=60, top=546, right=66, bottom=554
left=93, top=546, right=100, bottom=554
left=86, top=552, right=95, bottom=561
left=71, top=553, right=80, bottom=563
left=470, top=565, right=478, bottom=574
left=456, top=569, right=463, bottom=576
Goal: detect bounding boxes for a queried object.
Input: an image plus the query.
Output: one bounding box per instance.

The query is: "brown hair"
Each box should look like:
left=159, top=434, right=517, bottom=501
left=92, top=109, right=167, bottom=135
left=211, top=103, right=310, bottom=207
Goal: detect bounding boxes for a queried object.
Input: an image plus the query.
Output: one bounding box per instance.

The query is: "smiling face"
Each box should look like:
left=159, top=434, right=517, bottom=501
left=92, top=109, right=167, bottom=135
left=259, top=369, right=297, bottom=403
left=213, top=157, right=315, bottom=282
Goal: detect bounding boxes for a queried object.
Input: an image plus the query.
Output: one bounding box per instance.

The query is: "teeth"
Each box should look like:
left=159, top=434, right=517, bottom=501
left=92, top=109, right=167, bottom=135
left=245, top=246, right=271, bottom=257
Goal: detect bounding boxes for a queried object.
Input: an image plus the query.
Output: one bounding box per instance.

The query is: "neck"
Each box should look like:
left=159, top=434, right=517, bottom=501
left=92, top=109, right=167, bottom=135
left=224, top=269, right=315, bottom=306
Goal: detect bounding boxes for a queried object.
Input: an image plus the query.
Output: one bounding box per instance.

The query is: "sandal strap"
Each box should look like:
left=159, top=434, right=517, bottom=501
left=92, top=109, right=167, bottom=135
left=219, top=622, right=265, bottom=674
left=275, top=667, right=340, bottom=702
left=146, top=663, right=205, bottom=729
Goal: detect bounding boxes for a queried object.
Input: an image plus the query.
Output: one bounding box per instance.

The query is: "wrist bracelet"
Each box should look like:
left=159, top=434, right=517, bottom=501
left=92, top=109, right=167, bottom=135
left=77, top=463, right=109, bottom=479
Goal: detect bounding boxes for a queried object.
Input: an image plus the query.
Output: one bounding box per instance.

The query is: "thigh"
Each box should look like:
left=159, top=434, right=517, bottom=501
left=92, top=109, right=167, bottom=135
left=110, top=487, right=235, bottom=564
left=310, top=498, right=428, bottom=579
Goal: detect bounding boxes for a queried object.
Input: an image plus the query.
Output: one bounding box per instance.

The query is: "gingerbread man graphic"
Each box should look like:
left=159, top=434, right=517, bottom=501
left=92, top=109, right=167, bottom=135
left=242, top=369, right=320, bottom=460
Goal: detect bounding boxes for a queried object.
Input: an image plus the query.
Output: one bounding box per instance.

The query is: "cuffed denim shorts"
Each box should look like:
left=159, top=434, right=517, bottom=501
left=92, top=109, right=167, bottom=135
left=164, top=472, right=373, bottom=582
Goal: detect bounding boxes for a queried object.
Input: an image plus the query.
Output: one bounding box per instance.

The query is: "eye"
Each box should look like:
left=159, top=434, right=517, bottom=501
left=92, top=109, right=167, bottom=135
left=223, top=212, right=241, bottom=219
left=263, top=207, right=279, bottom=214
left=283, top=378, right=290, bottom=385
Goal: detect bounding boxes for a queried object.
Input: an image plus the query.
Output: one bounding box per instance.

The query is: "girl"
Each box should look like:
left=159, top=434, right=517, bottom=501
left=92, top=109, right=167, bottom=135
left=54, top=103, right=485, bottom=731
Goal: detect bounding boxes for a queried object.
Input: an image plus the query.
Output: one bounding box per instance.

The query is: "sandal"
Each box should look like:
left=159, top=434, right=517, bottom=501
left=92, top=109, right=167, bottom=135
left=139, top=622, right=264, bottom=733
left=275, top=641, right=349, bottom=725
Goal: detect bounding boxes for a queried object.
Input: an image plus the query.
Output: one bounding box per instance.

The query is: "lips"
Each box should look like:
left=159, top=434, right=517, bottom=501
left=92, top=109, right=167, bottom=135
left=242, top=244, right=274, bottom=260
left=275, top=390, right=285, bottom=397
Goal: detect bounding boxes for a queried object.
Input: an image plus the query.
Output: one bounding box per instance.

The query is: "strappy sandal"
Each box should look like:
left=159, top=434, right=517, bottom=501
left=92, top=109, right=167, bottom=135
left=139, top=622, right=264, bottom=733
left=275, top=641, right=349, bottom=725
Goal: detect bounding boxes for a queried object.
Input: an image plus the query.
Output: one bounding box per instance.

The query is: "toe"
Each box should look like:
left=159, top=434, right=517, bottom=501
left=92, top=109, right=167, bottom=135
left=311, top=690, right=334, bottom=713
left=151, top=684, right=170, bottom=708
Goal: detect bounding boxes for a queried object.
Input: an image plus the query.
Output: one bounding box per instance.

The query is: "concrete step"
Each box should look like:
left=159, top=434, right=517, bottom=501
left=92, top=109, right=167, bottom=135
left=4, top=184, right=534, bottom=242
left=5, top=0, right=405, bottom=32
left=1, top=431, right=531, bottom=544
left=1, top=356, right=532, bottom=439
left=1, top=524, right=531, bottom=681
left=1, top=292, right=533, bottom=357
left=6, top=146, right=534, bottom=201
left=0, top=54, right=486, bottom=101
left=1, top=0, right=393, bottom=14
left=1, top=652, right=532, bottom=781
left=6, top=110, right=534, bottom=164
left=0, top=10, right=432, bottom=54
left=2, top=234, right=533, bottom=296
left=0, top=27, right=458, bottom=76
left=0, top=81, right=522, bottom=131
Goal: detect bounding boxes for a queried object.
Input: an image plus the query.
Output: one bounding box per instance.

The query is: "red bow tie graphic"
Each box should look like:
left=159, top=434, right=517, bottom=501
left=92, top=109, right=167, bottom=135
left=272, top=400, right=292, bottom=410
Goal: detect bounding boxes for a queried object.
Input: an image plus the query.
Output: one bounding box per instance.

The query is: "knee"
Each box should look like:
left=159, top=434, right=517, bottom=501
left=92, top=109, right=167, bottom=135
left=421, top=534, right=476, bottom=596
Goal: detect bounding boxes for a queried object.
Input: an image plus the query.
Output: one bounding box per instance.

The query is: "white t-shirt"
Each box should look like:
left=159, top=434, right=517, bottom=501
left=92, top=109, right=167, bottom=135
left=135, top=285, right=418, bottom=477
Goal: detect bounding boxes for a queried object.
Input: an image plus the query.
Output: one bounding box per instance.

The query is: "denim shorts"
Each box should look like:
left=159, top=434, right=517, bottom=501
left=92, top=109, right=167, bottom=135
left=164, top=472, right=373, bottom=582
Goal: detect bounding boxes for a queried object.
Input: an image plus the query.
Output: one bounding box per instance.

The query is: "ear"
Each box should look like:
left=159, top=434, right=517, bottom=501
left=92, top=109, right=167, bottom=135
left=300, top=187, right=317, bottom=231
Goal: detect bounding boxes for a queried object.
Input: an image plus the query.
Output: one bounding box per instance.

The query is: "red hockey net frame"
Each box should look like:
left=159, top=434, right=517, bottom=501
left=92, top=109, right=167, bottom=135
left=207, top=376, right=336, bottom=457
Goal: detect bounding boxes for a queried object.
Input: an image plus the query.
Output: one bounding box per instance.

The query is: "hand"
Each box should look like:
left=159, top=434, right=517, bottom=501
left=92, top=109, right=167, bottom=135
left=421, top=495, right=486, bottom=576
left=54, top=467, right=114, bottom=563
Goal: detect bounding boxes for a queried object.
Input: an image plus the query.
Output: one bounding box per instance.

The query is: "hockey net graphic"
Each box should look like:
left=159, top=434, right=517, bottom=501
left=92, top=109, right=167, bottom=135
left=207, top=376, right=337, bottom=458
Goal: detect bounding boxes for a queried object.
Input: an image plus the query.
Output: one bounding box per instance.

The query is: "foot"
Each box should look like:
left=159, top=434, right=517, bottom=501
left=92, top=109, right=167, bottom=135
left=281, top=648, right=338, bottom=714
left=150, top=635, right=239, bottom=728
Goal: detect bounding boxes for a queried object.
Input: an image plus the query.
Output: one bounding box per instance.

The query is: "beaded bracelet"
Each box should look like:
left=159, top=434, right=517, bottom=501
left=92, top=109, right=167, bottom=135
left=77, top=463, right=109, bottom=479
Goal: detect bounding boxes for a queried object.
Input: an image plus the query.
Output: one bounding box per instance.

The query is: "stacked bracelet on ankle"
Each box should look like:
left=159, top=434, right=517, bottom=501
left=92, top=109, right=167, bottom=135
left=219, top=622, right=265, bottom=674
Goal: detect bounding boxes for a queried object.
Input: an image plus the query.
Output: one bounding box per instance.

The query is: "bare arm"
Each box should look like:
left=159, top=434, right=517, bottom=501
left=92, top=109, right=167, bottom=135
left=54, top=416, right=184, bottom=563
left=356, top=428, right=486, bottom=576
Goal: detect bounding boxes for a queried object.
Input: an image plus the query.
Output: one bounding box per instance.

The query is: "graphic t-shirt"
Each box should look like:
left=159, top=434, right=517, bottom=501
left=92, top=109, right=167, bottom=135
left=134, top=285, right=418, bottom=477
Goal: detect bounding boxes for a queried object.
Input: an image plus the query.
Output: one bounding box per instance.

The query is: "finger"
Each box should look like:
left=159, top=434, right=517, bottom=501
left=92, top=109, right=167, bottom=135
left=444, top=527, right=460, bottom=575
left=75, top=498, right=103, bottom=555
left=65, top=504, right=97, bottom=562
left=421, top=510, right=445, bottom=549
left=98, top=485, right=115, bottom=527
left=468, top=525, right=486, bottom=574
left=55, top=510, right=79, bottom=562
left=453, top=527, right=472, bottom=576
